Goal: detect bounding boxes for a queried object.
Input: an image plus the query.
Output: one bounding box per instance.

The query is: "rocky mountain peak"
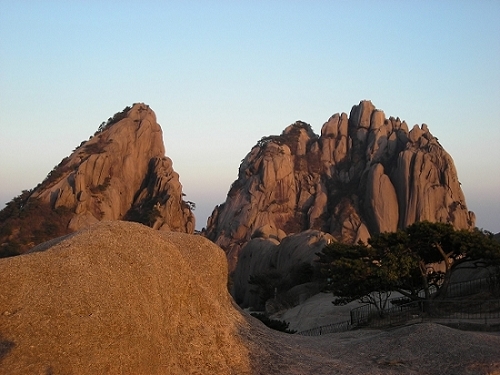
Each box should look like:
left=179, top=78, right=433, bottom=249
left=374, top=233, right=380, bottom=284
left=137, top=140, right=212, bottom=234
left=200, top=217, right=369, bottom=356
left=204, top=100, right=475, bottom=271
left=0, top=103, right=195, bottom=256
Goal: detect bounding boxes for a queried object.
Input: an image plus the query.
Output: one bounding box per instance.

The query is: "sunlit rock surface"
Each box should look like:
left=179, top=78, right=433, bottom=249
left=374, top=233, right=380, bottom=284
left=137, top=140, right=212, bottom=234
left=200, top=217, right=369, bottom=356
left=205, top=100, right=475, bottom=272
left=0, top=103, right=194, bottom=254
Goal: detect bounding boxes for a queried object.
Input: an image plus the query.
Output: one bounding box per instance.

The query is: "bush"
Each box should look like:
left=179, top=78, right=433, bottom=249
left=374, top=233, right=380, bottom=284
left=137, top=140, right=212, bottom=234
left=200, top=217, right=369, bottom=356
left=289, top=262, right=314, bottom=286
left=183, top=200, right=196, bottom=211
left=0, top=242, right=21, bottom=258
left=83, top=137, right=112, bottom=155
left=250, top=313, right=296, bottom=334
left=97, top=105, right=132, bottom=132
left=124, top=199, right=161, bottom=227
left=0, top=196, right=74, bottom=256
left=249, top=270, right=290, bottom=309
left=89, top=176, right=111, bottom=194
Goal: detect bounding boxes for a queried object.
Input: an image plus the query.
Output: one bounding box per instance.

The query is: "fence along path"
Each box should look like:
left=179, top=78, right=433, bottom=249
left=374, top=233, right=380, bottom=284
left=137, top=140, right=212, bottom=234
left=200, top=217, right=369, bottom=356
left=297, top=275, right=500, bottom=336
left=297, top=320, right=352, bottom=336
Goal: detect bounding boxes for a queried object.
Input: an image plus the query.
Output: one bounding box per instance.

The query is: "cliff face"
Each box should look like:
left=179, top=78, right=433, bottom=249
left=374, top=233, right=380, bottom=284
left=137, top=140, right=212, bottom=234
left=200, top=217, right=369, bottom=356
left=0, top=103, right=194, bottom=255
left=204, top=100, right=475, bottom=271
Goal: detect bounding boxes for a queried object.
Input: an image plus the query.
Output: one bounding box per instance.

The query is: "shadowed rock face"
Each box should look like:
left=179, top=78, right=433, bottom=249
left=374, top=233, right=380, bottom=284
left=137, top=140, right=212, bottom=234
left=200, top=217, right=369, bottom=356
left=204, top=100, right=475, bottom=271
left=232, top=228, right=334, bottom=309
left=0, top=103, right=194, bottom=254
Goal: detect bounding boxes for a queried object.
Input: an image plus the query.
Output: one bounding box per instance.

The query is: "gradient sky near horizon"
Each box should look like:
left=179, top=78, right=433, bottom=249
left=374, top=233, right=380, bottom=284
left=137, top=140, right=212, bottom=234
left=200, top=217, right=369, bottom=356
left=1, top=1, right=499, bottom=232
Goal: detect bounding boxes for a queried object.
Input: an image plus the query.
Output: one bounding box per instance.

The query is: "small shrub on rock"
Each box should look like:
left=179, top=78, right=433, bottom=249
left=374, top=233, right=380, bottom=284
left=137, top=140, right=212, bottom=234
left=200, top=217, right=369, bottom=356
left=250, top=313, right=296, bottom=334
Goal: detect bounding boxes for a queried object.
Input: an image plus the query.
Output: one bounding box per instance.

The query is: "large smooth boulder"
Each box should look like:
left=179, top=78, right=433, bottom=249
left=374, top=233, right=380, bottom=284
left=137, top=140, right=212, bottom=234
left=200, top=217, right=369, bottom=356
left=0, top=221, right=249, bottom=374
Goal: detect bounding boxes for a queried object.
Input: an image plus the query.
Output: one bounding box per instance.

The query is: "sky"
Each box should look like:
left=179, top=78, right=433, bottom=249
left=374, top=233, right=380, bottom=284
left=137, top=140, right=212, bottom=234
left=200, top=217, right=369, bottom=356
left=0, top=1, right=499, bottom=233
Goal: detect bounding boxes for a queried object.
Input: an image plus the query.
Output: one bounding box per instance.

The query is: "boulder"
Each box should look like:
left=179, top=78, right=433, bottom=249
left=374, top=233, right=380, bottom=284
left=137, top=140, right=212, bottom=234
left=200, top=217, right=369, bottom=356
left=232, top=229, right=334, bottom=309
left=0, top=221, right=249, bottom=374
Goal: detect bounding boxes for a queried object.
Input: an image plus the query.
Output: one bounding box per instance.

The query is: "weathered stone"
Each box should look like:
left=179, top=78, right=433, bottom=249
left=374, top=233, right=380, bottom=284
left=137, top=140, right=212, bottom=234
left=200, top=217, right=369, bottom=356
left=364, top=163, right=399, bottom=234
left=251, top=224, right=286, bottom=242
left=0, top=221, right=250, bottom=374
left=1, top=103, right=195, bottom=253
left=232, top=230, right=334, bottom=309
left=205, top=100, right=475, bottom=273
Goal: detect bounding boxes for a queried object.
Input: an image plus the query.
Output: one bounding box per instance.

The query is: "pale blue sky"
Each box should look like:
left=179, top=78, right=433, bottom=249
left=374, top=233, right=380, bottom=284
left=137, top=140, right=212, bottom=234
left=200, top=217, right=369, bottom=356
left=1, top=1, right=499, bottom=232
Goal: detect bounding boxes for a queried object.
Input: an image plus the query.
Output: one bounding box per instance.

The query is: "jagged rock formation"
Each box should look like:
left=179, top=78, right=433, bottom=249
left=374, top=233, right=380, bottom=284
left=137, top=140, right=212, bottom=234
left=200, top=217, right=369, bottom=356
left=0, top=103, right=194, bottom=255
left=205, top=100, right=475, bottom=271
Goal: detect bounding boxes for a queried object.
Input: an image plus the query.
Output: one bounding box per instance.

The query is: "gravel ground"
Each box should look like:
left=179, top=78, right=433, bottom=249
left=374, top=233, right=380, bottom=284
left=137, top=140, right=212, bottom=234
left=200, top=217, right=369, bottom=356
left=243, top=317, right=500, bottom=375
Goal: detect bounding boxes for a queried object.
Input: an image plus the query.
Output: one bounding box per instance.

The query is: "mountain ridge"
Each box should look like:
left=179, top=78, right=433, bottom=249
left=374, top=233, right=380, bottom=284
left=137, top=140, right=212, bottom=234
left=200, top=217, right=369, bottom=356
left=0, top=100, right=477, bottom=261
left=0, top=103, right=194, bottom=256
left=204, top=100, right=475, bottom=271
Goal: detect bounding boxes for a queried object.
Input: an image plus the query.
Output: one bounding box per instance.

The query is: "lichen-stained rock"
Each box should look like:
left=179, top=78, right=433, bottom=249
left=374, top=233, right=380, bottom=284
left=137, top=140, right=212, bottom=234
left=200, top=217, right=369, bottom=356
left=205, top=100, right=475, bottom=272
left=0, top=103, right=194, bottom=255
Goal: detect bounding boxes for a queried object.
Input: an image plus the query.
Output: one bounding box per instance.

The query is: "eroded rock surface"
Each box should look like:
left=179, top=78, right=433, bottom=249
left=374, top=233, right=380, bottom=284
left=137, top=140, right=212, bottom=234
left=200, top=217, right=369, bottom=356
left=0, top=221, right=250, bottom=374
left=205, top=100, right=475, bottom=272
left=0, top=104, right=194, bottom=254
